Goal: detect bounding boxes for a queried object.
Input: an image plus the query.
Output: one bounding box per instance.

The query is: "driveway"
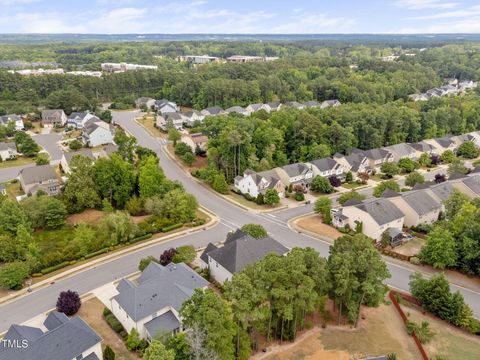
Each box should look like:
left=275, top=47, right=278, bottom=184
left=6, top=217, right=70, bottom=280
left=33, top=133, right=63, bottom=164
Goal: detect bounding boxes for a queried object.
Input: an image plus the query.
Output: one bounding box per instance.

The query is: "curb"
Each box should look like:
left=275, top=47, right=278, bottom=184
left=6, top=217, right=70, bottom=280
left=0, top=209, right=218, bottom=307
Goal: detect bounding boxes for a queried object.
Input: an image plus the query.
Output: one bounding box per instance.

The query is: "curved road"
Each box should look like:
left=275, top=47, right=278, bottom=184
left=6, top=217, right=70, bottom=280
left=0, top=111, right=478, bottom=332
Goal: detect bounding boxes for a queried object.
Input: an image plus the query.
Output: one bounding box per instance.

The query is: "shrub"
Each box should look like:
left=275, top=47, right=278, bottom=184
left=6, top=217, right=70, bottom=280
left=0, top=261, right=30, bottom=290
left=139, top=256, right=158, bottom=271
left=406, top=320, right=435, bottom=344
left=161, top=223, right=183, bottom=232
left=294, top=192, right=305, bottom=201
left=256, top=193, right=264, bottom=205
left=328, top=175, right=342, bottom=187
left=69, top=139, right=83, bottom=150
left=105, top=314, right=124, bottom=333
left=409, top=256, right=421, bottom=265
left=56, top=290, right=81, bottom=316
left=310, top=176, right=334, bottom=193
left=160, top=248, right=177, bottom=265
left=173, top=245, right=196, bottom=264
left=40, top=261, right=72, bottom=275
left=103, top=307, right=112, bottom=317
left=103, top=345, right=116, bottom=360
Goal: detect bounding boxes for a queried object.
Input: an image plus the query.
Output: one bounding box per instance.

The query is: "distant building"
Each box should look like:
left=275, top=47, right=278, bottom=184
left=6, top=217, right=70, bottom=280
left=101, top=62, right=158, bottom=73
left=181, top=133, right=208, bottom=153
left=42, top=110, right=67, bottom=127
left=177, top=55, right=220, bottom=64
left=226, top=55, right=264, bottom=63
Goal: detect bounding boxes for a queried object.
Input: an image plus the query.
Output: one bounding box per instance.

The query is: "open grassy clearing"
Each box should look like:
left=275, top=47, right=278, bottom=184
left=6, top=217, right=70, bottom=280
left=295, top=214, right=342, bottom=240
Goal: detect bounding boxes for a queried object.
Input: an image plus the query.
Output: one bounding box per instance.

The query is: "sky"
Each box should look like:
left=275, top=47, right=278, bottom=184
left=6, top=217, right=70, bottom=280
left=0, top=0, right=479, bottom=34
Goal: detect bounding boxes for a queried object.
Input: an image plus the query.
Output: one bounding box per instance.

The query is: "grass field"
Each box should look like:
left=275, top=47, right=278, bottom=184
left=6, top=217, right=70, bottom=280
left=341, top=182, right=365, bottom=190
left=402, top=303, right=480, bottom=359
left=137, top=115, right=164, bottom=138
left=294, top=214, right=342, bottom=241
left=0, top=156, right=34, bottom=169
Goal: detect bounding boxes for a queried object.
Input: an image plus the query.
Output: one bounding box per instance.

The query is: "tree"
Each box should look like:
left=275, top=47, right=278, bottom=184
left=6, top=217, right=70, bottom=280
left=168, top=127, right=181, bottom=146
left=345, top=171, right=353, bottom=183
left=99, top=211, right=137, bottom=246
left=62, top=155, right=100, bottom=213
left=211, top=173, right=229, bottom=194
left=434, top=173, right=446, bottom=183
left=328, top=234, right=390, bottom=324
left=240, top=224, right=267, bottom=239
left=69, top=139, right=83, bottom=150
left=44, top=198, right=67, bottom=229
left=0, top=261, right=30, bottom=290
left=329, top=175, right=342, bottom=187
left=440, top=149, right=455, bottom=163
left=114, top=128, right=137, bottom=163
left=147, top=189, right=198, bottom=223
left=373, top=180, right=400, bottom=198
left=448, top=159, right=468, bottom=175
left=457, top=141, right=479, bottom=159
left=337, top=191, right=366, bottom=206
left=397, top=158, right=417, bottom=173
left=69, top=224, right=96, bottom=257
left=35, top=153, right=49, bottom=165
left=165, top=333, right=192, bottom=360
left=14, top=132, right=40, bottom=157
left=405, top=171, right=425, bottom=187
left=181, top=288, right=236, bottom=360
left=0, top=199, right=29, bottom=236
left=126, top=328, right=143, bottom=351
left=264, top=189, right=280, bottom=206
left=160, top=248, right=177, bottom=266
left=45, top=86, right=91, bottom=114
left=144, top=340, right=175, bottom=360
left=380, top=162, right=399, bottom=178
left=314, top=196, right=332, bottom=224
left=182, top=152, right=196, bottom=166
left=419, top=226, right=457, bottom=269
left=418, top=153, right=432, bottom=167
left=99, top=110, right=113, bottom=123
left=56, top=290, right=81, bottom=316
left=103, top=345, right=115, bottom=360
left=138, top=155, right=170, bottom=198
left=310, top=176, right=334, bottom=193
left=125, top=195, right=144, bottom=216
left=444, top=189, right=470, bottom=221
left=173, top=245, right=196, bottom=264
left=139, top=256, right=158, bottom=271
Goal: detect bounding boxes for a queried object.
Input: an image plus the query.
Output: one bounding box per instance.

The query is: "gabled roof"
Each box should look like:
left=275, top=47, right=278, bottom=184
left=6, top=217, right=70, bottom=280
left=144, top=310, right=181, bottom=336
left=207, top=232, right=289, bottom=274
left=429, top=182, right=454, bottom=201
left=0, top=142, right=16, bottom=151
left=43, top=311, right=69, bottom=331
left=247, top=103, right=264, bottom=111
left=203, top=106, right=223, bottom=115
left=83, top=119, right=112, bottom=135
left=434, top=136, right=455, bottom=148
left=63, top=149, right=95, bottom=164
left=381, top=188, right=400, bottom=198
left=280, top=162, right=311, bottom=177
left=382, top=143, right=416, bottom=158
left=462, top=175, right=480, bottom=195
left=19, top=165, right=57, bottom=185
left=41, top=109, right=65, bottom=118
left=401, top=190, right=441, bottom=215
left=303, top=100, right=319, bottom=108
left=409, top=141, right=434, bottom=153
left=266, top=101, right=281, bottom=110
left=68, top=112, right=88, bottom=120
left=354, top=198, right=404, bottom=226
left=225, top=106, right=247, bottom=114
left=284, top=101, right=304, bottom=109
left=0, top=315, right=101, bottom=360
left=0, top=114, right=22, bottom=124
left=166, top=112, right=184, bottom=121
left=200, top=243, right=218, bottom=263
left=309, top=158, right=339, bottom=172
left=113, top=262, right=208, bottom=322
left=448, top=172, right=468, bottom=181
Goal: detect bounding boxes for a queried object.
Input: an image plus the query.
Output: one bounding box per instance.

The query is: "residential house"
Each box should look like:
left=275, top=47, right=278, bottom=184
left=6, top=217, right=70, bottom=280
left=303, top=100, right=320, bottom=108
left=67, top=112, right=97, bottom=129
left=180, top=133, right=208, bottom=153
left=336, top=198, right=404, bottom=241
left=82, top=119, right=114, bottom=147
left=60, top=149, right=95, bottom=174
left=0, top=311, right=102, bottom=360
left=154, top=99, right=179, bottom=114
left=96, top=144, right=118, bottom=159
left=458, top=80, right=477, bottom=92
left=266, top=102, right=282, bottom=112
left=0, top=114, right=24, bottom=131
left=409, top=93, right=430, bottom=102
left=284, top=101, right=305, bottom=110
left=110, top=262, right=208, bottom=341
left=352, top=148, right=394, bottom=170
left=424, top=137, right=455, bottom=155
left=135, top=97, right=156, bottom=109
left=41, top=109, right=67, bottom=127
left=426, top=181, right=455, bottom=205
left=246, top=103, right=269, bottom=113
left=0, top=142, right=18, bottom=161
left=381, top=143, right=417, bottom=162
left=182, top=110, right=205, bottom=126
left=225, top=106, right=251, bottom=116
left=383, top=189, right=442, bottom=228
left=409, top=141, right=436, bottom=156
left=156, top=113, right=185, bottom=131
left=234, top=169, right=284, bottom=198
left=200, top=106, right=224, bottom=116
left=202, top=229, right=289, bottom=283
left=451, top=175, right=480, bottom=198
left=320, top=99, right=341, bottom=108
left=333, top=152, right=371, bottom=178
left=275, top=163, right=314, bottom=189
left=18, top=165, right=61, bottom=196
left=306, top=158, right=344, bottom=178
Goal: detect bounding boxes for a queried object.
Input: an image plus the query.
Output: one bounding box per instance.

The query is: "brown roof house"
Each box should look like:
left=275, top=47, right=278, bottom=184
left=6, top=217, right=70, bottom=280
left=19, top=164, right=61, bottom=196
left=41, top=110, right=67, bottom=127
left=180, top=133, right=208, bottom=153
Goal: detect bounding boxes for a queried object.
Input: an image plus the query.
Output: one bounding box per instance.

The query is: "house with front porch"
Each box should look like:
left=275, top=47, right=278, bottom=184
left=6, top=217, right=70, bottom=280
left=110, top=262, right=208, bottom=341
left=333, top=152, right=371, bottom=179
left=381, top=143, right=417, bottom=162
left=352, top=148, right=394, bottom=170
left=234, top=169, right=284, bottom=199
left=306, top=158, right=344, bottom=178
left=42, top=109, right=67, bottom=127
left=274, top=163, right=314, bottom=190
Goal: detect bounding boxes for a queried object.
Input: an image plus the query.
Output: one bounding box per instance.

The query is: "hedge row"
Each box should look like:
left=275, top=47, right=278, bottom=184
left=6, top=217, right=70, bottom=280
left=40, top=261, right=74, bottom=275
left=129, top=233, right=153, bottom=244
left=162, top=223, right=183, bottom=232
left=104, top=311, right=127, bottom=339
left=84, top=247, right=110, bottom=259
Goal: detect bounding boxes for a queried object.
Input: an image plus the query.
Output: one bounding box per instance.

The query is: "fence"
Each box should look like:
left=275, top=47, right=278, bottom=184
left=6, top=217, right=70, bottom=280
left=389, top=290, right=428, bottom=360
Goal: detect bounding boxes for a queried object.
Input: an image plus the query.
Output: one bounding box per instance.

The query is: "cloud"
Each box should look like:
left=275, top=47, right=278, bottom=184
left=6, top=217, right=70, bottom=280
left=270, top=12, right=356, bottom=34
left=409, top=5, right=480, bottom=19
left=395, top=0, right=458, bottom=10
left=398, top=16, right=480, bottom=33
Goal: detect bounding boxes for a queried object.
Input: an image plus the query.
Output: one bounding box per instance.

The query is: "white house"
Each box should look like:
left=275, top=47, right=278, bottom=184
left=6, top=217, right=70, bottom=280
left=0, top=114, right=24, bottom=131
left=201, top=106, right=224, bottom=116
left=275, top=163, right=314, bottom=189
left=180, top=133, right=208, bottom=153
left=202, top=229, right=289, bottom=284
left=156, top=113, right=185, bottom=131
left=335, top=198, right=405, bottom=241
left=234, top=169, right=284, bottom=198
left=82, top=119, right=114, bottom=147
left=110, top=262, right=208, bottom=341
left=225, top=106, right=251, bottom=116
left=0, top=142, right=18, bottom=161
left=246, top=103, right=270, bottom=113
left=306, top=158, right=344, bottom=178
left=182, top=110, right=205, bottom=126
left=67, top=112, right=97, bottom=129
left=155, top=99, right=179, bottom=114
left=0, top=311, right=103, bottom=360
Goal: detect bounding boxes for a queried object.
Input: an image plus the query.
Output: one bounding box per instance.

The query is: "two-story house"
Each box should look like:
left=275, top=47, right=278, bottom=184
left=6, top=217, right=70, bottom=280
left=67, top=112, right=97, bottom=129
left=274, top=163, right=314, bottom=189
left=110, top=262, right=208, bottom=341
left=41, top=109, right=67, bottom=127
left=82, top=119, right=114, bottom=147
left=18, top=165, right=61, bottom=196
left=154, top=99, right=179, bottom=114
left=381, top=143, right=417, bottom=162
left=234, top=169, right=284, bottom=199
left=306, top=158, right=344, bottom=178
left=0, top=114, right=24, bottom=131
left=352, top=148, right=395, bottom=170
left=0, top=142, right=18, bottom=161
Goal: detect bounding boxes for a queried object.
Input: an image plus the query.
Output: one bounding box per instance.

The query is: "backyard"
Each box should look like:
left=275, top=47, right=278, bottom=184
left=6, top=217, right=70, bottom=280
left=394, top=237, right=425, bottom=257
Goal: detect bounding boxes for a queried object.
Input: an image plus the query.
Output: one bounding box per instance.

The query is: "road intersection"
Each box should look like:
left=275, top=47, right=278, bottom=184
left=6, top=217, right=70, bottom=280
left=0, top=110, right=478, bottom=333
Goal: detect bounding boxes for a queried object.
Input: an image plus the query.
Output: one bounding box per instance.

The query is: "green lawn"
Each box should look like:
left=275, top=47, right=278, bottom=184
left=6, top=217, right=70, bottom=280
left=34, top=226, right=76, bottom=254
left=0, top=157, right=35, bottom=169
left=5, top=181, right=24, bottom=200
left=342, top=182, right=365, bottom=189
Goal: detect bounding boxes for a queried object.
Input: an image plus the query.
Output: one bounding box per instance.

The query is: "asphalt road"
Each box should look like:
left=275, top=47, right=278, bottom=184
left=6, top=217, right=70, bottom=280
left=0, top=111, right=478, bottom=332
left=33, top=133, right=63, bottom=164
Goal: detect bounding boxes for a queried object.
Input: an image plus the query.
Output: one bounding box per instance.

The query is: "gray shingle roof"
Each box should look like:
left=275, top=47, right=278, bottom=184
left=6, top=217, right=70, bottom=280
left=355, top=198, right=404, bottom=225
left=409, top=141, right=434, bottom=153
left=462, top=175, right=480, bottom=195
left=401, top=190, right=441, bottom=215
left=303, top=100, right=319, bottom=108
left=19, top=165, right=57, bottom=185
left=281, top=163, right=311, bottom=177
left=429, top=182, right=454, bottom=201
left=43, top=311, right=69, bottom=331
left=200, top=243, right=218, bottom=263
left=434, top=136, right=455, bottom=148
left=114, top=262, right=208, bottom=322
left=381, top=188, right=400, bottom=198
left=207, top=233, right=289, bottom=274
left=203, top=106, right=223, bottom=115
left=144, top=310, right=181, bottom=336
left=0, top=142, right=16, bottom=151
left=0, top=315, right=101, bottom=360
left=63, top=149, right=95, bottom=164
left=382, top=143, right=416, bottom=158
left=309, top=158, right=338, bottom=172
